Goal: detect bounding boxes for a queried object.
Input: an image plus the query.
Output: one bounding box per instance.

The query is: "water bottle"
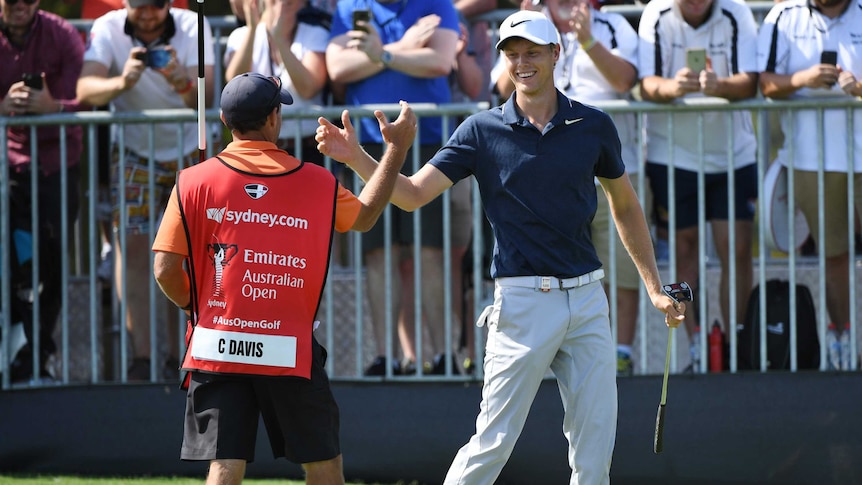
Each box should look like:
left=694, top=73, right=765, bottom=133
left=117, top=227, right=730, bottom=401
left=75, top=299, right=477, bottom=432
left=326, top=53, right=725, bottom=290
left=826, top=323, right=841, bottom=370
left=709, top=321, right=724, bottom=373
left=839, top=323, right=852, bottom=371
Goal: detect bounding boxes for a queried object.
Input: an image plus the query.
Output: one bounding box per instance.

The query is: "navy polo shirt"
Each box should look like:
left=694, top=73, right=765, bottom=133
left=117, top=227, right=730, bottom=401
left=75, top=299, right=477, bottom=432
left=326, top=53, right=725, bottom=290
left=429, top=90, right=626, bottom=279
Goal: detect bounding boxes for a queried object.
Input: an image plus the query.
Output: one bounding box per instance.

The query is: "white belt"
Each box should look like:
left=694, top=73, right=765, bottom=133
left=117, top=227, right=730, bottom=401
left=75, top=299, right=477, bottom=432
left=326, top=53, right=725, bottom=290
left=497, top=269, right=605, bottom=292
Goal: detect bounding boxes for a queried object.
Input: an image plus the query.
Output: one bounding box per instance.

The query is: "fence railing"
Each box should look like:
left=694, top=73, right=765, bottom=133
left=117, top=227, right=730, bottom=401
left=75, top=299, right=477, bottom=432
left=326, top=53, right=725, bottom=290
left=2, top=96, right=861, bottom=390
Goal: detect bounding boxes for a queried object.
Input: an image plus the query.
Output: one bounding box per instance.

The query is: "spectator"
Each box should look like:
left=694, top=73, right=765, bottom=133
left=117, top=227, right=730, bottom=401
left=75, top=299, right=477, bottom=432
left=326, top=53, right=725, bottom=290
left=448, top=9, right=486, bottom=374
left=224, top=0, right=331, bottom=166
left=638, top=0, right=759, bottom=371
left=493, top=0, right=643, bottom=376
left=0, top=0, right=85, bottom=383
left=78, top=0, right=189, bottom=19
left=153, top=73, right=415, bottom=485
left=316, top=11, right=683, bottom=483
left=757, top=0, right=862, bottom=333
left=76, top=0, right=215, bottom=381
left=453, top=0, right=496, bottom=103
left=326, top=0, right=463, bottom=376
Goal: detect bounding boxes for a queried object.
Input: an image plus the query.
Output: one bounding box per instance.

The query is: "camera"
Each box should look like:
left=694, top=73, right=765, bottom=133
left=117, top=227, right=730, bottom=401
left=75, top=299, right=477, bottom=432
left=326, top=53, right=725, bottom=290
left=135, top=48, right=171, bottom=69
left=21, top=73, right=43, bottom=90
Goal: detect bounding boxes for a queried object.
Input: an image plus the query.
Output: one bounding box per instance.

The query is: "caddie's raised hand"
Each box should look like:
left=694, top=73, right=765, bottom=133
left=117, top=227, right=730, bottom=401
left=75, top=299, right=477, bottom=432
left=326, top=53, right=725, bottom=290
left=375, top=100, right=416, bottom=150
left=316, top=109, right=363, bottom=164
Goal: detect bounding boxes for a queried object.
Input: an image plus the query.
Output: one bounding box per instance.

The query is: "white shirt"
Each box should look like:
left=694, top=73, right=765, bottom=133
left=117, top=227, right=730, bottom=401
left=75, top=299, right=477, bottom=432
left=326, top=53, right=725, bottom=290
left=84, top=8, right=215, bottom=161
left=638, top=0, right=759, bottom=172
left=490, top=9, right=642, bottom=173
left=225, top=21, right=329, bottom=139
left=756, top=0, right=862, bottom=172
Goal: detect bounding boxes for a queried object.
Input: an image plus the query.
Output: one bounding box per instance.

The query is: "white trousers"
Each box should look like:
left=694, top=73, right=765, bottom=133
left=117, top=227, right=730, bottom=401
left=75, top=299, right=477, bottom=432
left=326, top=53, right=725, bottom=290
left=444, top=280, right=617, bottom=485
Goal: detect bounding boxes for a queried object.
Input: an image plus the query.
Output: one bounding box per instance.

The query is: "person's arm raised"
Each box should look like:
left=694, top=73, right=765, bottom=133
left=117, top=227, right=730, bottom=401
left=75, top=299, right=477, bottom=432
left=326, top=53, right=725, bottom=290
left=317, top=103, right=453, bottom=215
left=350, top=101, right=415, bottom=231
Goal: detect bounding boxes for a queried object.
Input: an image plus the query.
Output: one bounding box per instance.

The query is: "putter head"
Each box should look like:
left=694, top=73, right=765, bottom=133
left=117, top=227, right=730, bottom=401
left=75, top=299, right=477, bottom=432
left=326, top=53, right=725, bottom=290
left=662, top=282, right=693, bottom=303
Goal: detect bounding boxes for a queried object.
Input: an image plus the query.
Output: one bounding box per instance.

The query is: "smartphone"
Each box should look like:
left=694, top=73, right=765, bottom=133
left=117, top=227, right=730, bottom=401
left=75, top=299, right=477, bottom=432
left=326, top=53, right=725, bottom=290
left=21, top=73, right=43, bottom=90
left=145, top=48, right=171, bottom=69
left=820, top=50, right=837, bottom=66
left=686, top=48, right=707, bottom=73
left=352, top=9, right=371, bottom=32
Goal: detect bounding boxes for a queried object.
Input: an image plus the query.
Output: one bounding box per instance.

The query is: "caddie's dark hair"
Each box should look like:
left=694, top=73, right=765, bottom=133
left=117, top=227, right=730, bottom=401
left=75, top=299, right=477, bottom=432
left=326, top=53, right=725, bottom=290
left=225, top=105, right=278, bottom=133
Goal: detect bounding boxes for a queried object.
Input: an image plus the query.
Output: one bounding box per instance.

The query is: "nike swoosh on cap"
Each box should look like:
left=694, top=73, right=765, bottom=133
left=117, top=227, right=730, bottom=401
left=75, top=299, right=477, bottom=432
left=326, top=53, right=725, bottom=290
left=510, top=19, right=531, bottom=27
left=565, top=118, right=584, bottom=125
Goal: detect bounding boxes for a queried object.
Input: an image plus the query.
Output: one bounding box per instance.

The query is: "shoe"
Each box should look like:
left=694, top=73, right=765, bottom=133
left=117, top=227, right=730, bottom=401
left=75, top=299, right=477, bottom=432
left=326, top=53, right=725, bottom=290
left=127, top=358, right=151, bottom=381
left=401, top=359, right=417, bottom=375
left=363, top=356, right=401, bottom=376
left=616, top=351, right=633, bottom=377
left=430, top=353, right=460, bottom=375
left=97, top=250, right=113, bottom=283
left=463, top=357, right=475, bottom=375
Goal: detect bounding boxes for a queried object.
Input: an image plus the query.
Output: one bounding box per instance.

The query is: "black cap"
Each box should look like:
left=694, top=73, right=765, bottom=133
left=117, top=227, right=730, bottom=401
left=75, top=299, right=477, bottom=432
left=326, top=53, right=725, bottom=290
left=220, top=73, right=294, bottom=126
left=128, top=0, right=169, bottom=8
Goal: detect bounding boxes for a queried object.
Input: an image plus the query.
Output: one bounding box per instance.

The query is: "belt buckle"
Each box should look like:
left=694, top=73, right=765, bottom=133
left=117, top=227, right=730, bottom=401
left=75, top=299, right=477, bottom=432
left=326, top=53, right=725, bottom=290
left=540, top=277, right=552, bottom=292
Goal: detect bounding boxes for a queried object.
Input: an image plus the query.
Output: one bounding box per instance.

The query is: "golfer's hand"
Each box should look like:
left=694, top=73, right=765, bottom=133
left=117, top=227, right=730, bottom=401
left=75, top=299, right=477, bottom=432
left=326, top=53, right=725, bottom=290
left=660, top=295, right=686, bottom=329
left=375, top=100, right=416, bottom=150
left=316, top=110, right=364, bottom=165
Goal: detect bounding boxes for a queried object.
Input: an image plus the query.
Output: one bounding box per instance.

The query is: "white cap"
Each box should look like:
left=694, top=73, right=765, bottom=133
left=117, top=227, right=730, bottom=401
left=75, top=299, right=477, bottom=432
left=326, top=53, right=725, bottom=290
left=495, top=10, right=561, bottom=50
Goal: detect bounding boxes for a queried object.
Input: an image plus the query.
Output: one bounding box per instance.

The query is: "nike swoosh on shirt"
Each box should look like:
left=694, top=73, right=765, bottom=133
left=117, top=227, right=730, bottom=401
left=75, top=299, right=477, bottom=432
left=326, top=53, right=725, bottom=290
left=510, top=19, right=531, bottom=27
left=565, top=118, right=584, bottom=125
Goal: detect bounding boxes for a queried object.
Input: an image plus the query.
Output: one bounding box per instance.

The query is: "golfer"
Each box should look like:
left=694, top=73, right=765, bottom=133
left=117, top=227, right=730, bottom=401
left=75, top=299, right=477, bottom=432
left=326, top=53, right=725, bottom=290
left=152, top=72, right=416, bottom=485
left=315, top=10, right=685, bottom=484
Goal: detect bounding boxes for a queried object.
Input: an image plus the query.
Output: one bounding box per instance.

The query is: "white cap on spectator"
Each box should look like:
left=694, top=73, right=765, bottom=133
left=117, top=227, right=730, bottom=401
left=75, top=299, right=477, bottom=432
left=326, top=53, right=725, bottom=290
left=496, top=10, right=561, bottom=50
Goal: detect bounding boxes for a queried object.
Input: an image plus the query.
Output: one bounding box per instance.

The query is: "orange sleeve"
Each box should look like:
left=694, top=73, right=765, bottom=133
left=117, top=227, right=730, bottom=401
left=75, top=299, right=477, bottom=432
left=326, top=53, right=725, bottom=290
left=334, top=183, right=361, bottom=233
left=152, top=186, right=189, bottom=256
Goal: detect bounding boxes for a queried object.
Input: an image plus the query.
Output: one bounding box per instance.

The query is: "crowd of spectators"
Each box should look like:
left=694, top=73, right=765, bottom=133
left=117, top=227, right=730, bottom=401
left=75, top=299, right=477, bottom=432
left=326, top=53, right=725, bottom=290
left=1, top=0, right=861, bottom=383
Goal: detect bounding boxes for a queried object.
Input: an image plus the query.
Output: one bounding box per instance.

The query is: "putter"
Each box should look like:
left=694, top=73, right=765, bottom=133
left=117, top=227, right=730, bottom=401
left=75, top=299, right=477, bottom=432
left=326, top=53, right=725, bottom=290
left=654, top=282, right=692, bottom=454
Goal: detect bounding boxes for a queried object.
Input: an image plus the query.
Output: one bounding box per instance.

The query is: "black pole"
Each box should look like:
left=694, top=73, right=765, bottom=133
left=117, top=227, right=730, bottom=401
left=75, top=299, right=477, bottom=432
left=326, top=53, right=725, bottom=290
left=196, top=0, right=206, bottom=164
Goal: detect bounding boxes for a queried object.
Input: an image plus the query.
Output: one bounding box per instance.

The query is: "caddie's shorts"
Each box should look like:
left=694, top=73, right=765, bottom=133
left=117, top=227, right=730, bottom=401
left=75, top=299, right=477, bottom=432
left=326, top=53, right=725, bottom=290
left=180, top=337, right=340, bottom=464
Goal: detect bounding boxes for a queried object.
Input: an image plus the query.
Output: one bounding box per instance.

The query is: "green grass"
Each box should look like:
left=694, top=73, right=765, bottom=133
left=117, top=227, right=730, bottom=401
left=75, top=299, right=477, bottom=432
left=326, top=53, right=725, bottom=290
left=0, top=477, right=408, bottom=485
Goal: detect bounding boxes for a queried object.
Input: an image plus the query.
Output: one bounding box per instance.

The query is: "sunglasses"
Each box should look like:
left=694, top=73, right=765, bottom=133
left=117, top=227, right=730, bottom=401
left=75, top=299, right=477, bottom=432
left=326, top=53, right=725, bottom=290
left=4, top=0, right=39, bottom=5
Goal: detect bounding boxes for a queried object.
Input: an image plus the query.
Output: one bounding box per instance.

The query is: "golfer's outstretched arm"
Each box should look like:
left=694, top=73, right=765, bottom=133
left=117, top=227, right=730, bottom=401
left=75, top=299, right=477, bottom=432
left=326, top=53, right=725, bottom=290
left=317, top=104, right=452, bottom=211
left=599, top=174, right=684, bottom=325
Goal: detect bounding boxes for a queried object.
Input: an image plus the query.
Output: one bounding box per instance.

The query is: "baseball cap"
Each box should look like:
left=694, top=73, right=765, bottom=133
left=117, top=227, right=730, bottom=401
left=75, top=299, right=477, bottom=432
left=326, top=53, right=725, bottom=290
left=495, top=10, right=561, bottom=50
left=220, top=72, right=294, bottom=126
left=128, top=0, right=169, bottom=7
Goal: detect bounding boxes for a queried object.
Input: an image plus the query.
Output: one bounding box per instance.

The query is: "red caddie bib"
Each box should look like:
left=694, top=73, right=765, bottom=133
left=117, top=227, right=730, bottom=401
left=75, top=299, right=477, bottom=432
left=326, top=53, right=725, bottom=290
left=177, top=156, right=336, bottom=379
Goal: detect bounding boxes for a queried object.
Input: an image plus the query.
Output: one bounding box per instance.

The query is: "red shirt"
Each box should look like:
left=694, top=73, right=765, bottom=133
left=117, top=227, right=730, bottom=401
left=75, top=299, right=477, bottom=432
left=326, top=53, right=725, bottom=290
left=0, top=10, right=84, bottom=174
left=81, top=0, right=189, bottom=20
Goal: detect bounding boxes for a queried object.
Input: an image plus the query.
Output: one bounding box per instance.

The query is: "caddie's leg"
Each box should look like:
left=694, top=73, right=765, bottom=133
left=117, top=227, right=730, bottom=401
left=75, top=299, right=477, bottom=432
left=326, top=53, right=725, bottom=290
left=206, top=459, right=245, bottom=485
left=303, top=454, right=345, bottom=485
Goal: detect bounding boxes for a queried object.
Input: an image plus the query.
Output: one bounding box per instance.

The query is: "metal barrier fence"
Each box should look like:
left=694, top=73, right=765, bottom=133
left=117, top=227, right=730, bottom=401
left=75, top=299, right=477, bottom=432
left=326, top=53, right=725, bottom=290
left=1, top=96, right=861, bottom=390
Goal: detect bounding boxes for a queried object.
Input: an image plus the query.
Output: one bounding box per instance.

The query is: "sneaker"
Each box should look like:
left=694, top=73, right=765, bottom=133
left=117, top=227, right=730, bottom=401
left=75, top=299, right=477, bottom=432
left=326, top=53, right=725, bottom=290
left=463, top=357, right=476, bottom=375
left=430, top=353, right=461, bottom=375
left=616, top=351, right=633, bottom=377
left=401, top=359, right=417, bottom=375
left=363, top=356, right=401, bottom=376
left=127, top=358, right=151, bottom=381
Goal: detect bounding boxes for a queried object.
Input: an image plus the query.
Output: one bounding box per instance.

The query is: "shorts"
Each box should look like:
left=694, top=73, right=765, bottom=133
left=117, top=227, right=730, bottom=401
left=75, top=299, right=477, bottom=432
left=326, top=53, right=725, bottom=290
left=646, top=162, right=757, bottom=230
left=180, top=337, right=340, bottom=464
left=110, top=146, right=198, bottom=235
left=361, top=144, right=465, bottom=251
left=592, top=173, right=650, bottom=289
left=794, top=170, right=862, bottom=257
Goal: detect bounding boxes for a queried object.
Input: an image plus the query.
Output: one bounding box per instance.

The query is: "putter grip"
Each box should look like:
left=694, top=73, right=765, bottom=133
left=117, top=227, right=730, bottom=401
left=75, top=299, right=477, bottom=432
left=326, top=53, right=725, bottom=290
left=654, top=403, right=666, bottom=454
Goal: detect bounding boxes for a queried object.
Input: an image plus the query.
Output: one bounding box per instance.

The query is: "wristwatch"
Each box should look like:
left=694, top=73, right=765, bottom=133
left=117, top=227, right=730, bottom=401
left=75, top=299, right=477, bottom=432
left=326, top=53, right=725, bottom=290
left=380, top=49, right=393, bottom=67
